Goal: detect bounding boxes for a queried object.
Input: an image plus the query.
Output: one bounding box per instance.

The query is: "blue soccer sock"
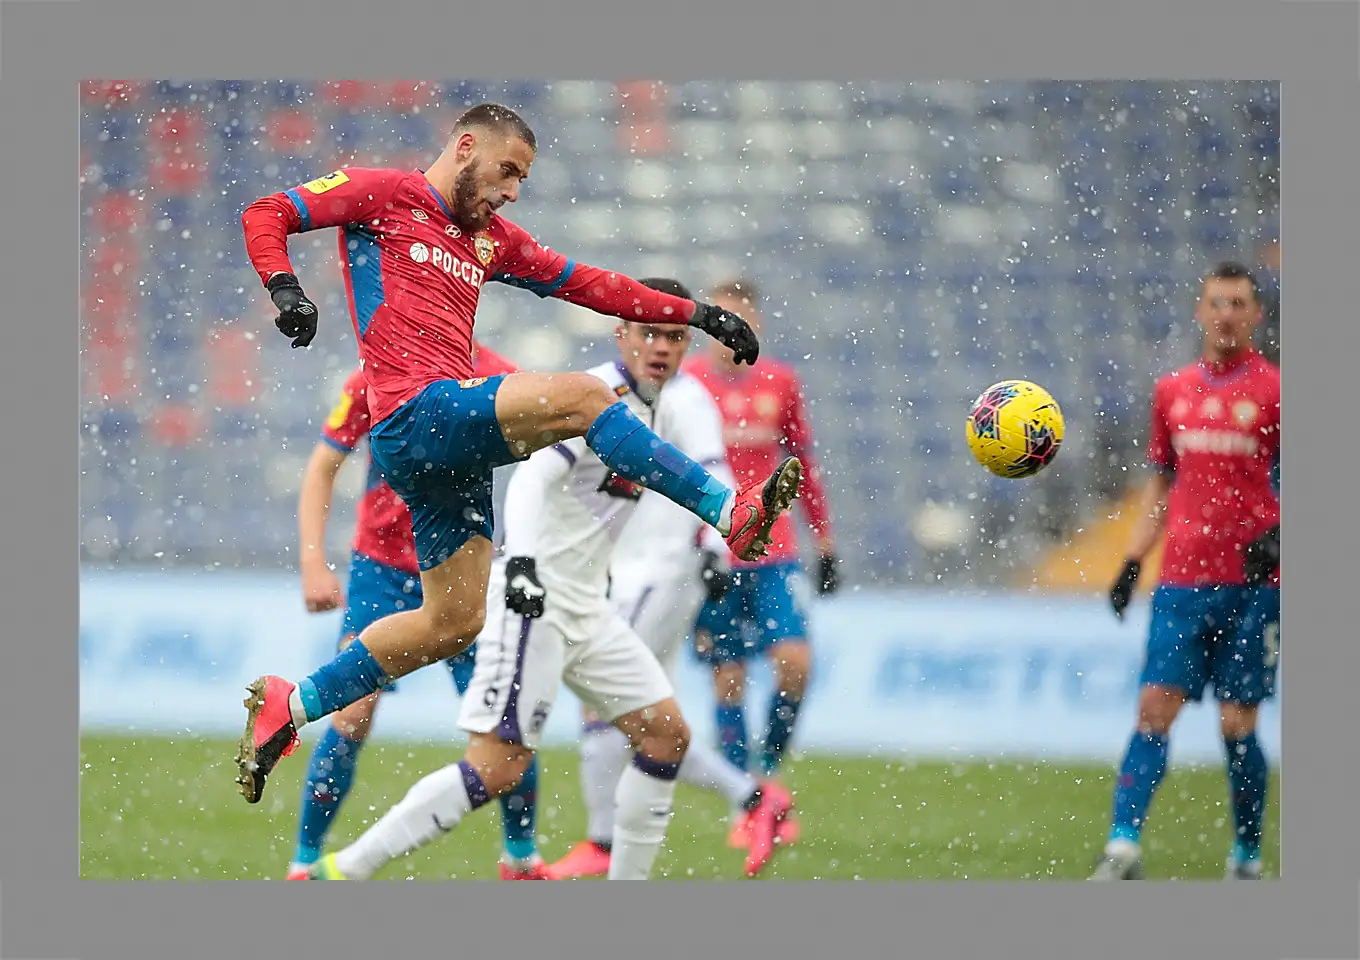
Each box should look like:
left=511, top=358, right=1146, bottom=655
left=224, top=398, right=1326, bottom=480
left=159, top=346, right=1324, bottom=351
left=500, top=755, right=540, bottom=864
left=716, top=703, right=748, bottom=772
left=1225, top=732, right=1268, bottom=862
left=294, top=725, right=365, bottom=865
left=295, top=640, right=389, bottom=724
left=759, top=691, right=803, bottom=777
left=1108, top=730, right=1169, bottom=845
left=586, top=401, right=732, bottom=530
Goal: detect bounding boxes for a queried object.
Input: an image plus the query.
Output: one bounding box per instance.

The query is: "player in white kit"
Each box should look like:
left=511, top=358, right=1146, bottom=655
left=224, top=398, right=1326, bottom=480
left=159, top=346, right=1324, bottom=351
left=301, top=278, right=773, bottom=882
left=545, top=382, right=796, bottom=881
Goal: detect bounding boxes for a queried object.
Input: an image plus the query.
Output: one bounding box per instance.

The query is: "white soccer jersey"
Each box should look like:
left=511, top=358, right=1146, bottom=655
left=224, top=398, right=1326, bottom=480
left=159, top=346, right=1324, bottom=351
left=498, top=360, right=727, bottom=615
left=612, top=371, right=731, bottom=578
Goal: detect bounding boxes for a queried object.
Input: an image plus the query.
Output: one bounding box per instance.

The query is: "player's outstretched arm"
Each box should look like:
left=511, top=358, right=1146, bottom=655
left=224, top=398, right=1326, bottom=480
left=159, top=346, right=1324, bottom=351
left=491, top=222, right=760, bottom=364
left=240, top=168, right=401, bottom=348
left=298, top=442, right=348, bottom=613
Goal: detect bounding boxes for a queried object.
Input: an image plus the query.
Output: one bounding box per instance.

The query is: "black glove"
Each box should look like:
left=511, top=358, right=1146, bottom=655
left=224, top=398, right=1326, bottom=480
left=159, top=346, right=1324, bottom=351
left=689, top=302, right=760, bottom=365
left=505, top=556, right=546, bottom=618
left=266, top=272, right=319, bottom=348
left=699, top=550, right=733, bottom=603
left=817, top=553, right=840, bottom=596
left=1243, top=525, right=1280, bottom=585
left=1109, top=559, right=1141, bottom=620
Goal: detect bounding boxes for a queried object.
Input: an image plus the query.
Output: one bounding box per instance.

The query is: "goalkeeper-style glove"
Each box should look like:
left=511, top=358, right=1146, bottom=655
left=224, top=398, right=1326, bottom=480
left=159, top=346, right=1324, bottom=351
left=1109, top=559, right=1141, bottom=620
left=700, top=550, right=733, bottom=603
left=267, top=272, right=319, bottom=349
left=689, top=302, right=759, bottom=365
left=1243, top=525, right=1281, bottom=585
left=505, top=556, right=547, bottom=619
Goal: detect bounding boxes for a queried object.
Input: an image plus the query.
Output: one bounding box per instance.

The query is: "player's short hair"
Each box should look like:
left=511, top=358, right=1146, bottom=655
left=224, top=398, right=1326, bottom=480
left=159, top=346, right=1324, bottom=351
left=709, top=277, right=760, bottom=309
left=453, top=103, right=537, bottom=152
left=1204, top=260, right=1261, bottom=302
left=637, top=277, right=693, bottom=300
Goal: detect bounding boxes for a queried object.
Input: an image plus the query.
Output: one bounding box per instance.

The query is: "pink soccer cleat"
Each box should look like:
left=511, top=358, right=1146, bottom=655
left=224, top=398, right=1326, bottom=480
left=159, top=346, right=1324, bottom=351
left=744, top=780, right=795, bottom=879
left=499, top=858, right=553, bottom=880
left=725, top=457, right=803, bottom=562
left=544, top=840, right=612, bottom=880
left=234, top=675, right=301, bottom=804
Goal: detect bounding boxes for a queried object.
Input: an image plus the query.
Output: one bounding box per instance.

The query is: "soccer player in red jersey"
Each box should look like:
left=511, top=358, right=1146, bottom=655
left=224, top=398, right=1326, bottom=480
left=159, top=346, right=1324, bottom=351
left=1091, top=261, right=1281, bottom=881
left=235, top=104, right=805, bottom=811
left=285, top=343, right=550, bottom=880
left=683, top=279, right=839, bottom=859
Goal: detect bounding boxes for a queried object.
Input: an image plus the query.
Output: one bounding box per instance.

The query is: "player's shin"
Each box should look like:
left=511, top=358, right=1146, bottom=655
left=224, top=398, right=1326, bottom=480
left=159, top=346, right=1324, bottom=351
left=585, top=401, right=735, bottom=533
left=1108, top=730, right=1170, bottom=846
left=499, top=754, right=541, bottom=866
left=291, top=640, right=390, bottom=727
left=580, top=721, right=631, bottom=846
left=679, top=742, right=760, bottom=809
left=294, top=726, right=366, bottom=866
left=1225, top=732, right=1268, bottom=863
left=759, top=691, right=803, bottom=777
left=331, top=759, right=490, bottom=880
left=607, top=754, right=680, bottom=880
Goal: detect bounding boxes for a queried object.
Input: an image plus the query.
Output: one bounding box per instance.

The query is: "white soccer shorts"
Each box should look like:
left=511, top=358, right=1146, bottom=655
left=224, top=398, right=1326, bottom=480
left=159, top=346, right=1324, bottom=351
left=609, top=566, right=706, bottom=679
left=459, top=580, right=675, bottom=751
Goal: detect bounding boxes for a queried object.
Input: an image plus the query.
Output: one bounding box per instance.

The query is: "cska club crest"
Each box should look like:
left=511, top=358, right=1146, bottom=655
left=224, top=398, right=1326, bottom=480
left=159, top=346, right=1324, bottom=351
left=474, top=236, right=495, bottom=266
left=1233, top=400, right=1259, bottom=428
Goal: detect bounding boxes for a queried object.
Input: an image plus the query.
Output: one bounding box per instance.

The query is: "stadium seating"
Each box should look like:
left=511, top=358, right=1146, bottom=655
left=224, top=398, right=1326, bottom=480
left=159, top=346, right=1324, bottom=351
left=79, top=81, right=1280, bottom=587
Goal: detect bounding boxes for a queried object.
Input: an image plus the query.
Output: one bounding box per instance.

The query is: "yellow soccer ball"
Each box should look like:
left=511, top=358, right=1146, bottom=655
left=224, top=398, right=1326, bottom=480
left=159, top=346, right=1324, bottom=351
left=965, top=380, right=1065, bottom=479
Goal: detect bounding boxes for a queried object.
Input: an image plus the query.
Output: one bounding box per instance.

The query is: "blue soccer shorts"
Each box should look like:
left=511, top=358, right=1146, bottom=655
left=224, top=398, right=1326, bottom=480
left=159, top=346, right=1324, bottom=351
left=339, top=550, right=477, bottom=695
left=1140, top=584, right=1281, bottom=704
left=693, top=560, right=812, bottom=665
left=369, top=375, right=525, bottom=572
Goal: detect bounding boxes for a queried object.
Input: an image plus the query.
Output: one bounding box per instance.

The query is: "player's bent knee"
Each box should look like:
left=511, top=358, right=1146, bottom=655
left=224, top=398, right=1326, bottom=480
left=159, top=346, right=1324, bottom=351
left=1219, top=702, right=1260, bottom=740
left=1136, top=684, right=1186, bottom=734
left=465, top=733, right=534, bottom=797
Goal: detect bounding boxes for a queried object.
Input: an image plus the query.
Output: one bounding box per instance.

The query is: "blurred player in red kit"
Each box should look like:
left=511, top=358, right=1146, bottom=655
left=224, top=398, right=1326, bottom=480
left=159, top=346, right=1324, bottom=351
left=286, top=342, right=551, bottom=880
left=1092, top=261, right=1280, bottom=881
left=684, top=278, right=839, bottom=856
left=235, top=103, right=805, bottom=860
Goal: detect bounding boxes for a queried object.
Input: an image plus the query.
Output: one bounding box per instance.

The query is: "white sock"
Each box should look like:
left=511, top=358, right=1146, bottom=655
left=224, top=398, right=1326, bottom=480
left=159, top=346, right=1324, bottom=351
left=679, top=742, right=759, bottom=808
left=288, top=686, right=309, bottom=729
left=717, top=493, right=735, bottom=536
left=608, top=757, right=679, bottom=880
left=580, top=725, right=631, bottom=845
left=332, top=760, right=486, bottom=880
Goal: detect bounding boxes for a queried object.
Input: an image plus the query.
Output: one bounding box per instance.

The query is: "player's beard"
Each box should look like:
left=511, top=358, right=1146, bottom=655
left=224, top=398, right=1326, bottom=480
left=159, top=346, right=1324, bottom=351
left=453, top=164, right=489, bottom=232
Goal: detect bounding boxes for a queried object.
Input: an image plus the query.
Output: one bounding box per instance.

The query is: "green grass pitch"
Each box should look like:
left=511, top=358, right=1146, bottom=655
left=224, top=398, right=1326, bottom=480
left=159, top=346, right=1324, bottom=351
left=79, top=733, right=1280, bottom=881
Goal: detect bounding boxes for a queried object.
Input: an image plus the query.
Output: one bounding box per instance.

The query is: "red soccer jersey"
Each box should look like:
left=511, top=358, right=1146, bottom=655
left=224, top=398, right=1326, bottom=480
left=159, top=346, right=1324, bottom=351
left=1146, top=349, right=1281, bottom=588
left=320, top=342, right=519, bottom=575
left=242, top=166, right=698, bottom=425
left=685, top=355, right=833, bottom=567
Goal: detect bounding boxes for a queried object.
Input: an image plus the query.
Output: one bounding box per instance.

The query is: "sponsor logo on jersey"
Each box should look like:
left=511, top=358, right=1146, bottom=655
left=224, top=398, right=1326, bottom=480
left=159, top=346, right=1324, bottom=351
left=446, top=224, right=462, bottom=238
left=301, top=170, right=350, bottom=194
left=409, top=242, right=487, bottom=288
left=1170, top=429, right=1261, bottom=457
